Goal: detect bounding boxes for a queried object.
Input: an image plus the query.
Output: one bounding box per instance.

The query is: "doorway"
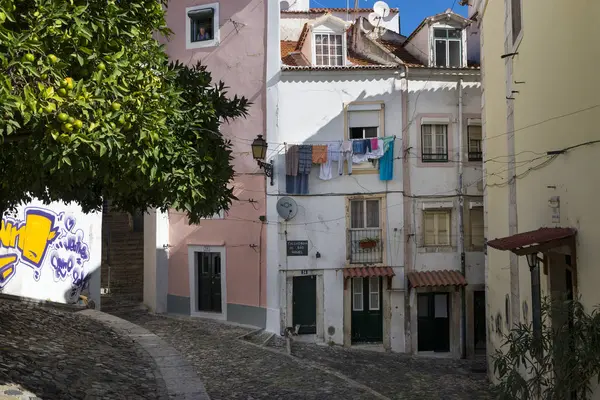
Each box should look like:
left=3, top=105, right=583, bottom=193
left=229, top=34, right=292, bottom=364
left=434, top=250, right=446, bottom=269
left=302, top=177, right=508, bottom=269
left=473, top=290, right=486, bottom=354
left=417, top=292, right=450, bottom=352
left=292, top=275, right=317, bottom=334
left=351, top=277, right=383, bottom=343
left=197, top=252, right=222, bottom=313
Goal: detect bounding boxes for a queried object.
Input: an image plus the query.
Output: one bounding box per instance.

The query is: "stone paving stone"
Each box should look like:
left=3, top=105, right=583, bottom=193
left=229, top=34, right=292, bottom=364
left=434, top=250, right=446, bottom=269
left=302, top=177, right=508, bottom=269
left=0, top=299, right=164, bottom=400
left=112, top=309, right=493, bottom=400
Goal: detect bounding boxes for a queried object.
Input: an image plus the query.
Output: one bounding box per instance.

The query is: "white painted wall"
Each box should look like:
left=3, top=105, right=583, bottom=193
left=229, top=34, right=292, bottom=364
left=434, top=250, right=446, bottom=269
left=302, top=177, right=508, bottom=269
left=404, top=25, right=429, bottom=64
left=143, top=209, right=169, bottom=313
left=0, top=199, right=102, bottom=308
left=266, top=70, right=405, bottom=345
left=405, top=77, right=484, bottom=285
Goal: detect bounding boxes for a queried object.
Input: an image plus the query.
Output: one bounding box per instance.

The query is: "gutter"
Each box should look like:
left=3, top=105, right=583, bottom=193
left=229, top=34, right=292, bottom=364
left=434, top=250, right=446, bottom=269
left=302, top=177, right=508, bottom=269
left=457, top=78, right=467, bottom=359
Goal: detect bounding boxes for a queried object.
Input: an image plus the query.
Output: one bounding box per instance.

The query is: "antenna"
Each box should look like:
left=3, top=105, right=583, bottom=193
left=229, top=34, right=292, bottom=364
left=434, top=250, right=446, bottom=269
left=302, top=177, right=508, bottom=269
left=373, top=1, right=391, bottom=18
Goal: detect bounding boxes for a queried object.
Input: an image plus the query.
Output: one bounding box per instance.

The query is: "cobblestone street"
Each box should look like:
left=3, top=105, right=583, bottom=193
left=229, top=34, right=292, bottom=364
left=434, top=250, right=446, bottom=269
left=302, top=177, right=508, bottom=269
left=0, top=299, right=164, bottom=400
left=113, top=309, right=493, bottom=400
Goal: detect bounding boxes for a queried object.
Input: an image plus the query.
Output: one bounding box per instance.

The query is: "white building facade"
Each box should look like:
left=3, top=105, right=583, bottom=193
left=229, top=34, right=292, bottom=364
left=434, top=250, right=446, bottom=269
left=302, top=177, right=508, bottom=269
left=266, top=1, right=483, bottom=357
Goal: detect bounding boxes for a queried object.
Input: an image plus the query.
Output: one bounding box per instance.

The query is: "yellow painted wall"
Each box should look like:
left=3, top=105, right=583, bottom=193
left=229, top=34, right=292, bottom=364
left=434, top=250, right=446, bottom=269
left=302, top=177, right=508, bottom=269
left=482, top=0, right=600, bottom=387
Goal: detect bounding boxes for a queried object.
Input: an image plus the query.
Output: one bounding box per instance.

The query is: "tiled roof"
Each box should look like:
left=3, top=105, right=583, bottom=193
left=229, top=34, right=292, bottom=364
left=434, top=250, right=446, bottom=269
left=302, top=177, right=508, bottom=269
left=407, top=270, right=467, bottom=288
left=296, top=23, right=310, bottom=50
left=487, top=227, right=577, bottom=252
left=282, top=64, right=399, bottom=71
left=347, top=49, right=379, bottom=66
left=343, top=266, right=396, bottom=279
left=282, top=8, right=399, bottom=14
left=281, top=40, right=297, bottom=56
left=376, top=39, right=423, bottom=66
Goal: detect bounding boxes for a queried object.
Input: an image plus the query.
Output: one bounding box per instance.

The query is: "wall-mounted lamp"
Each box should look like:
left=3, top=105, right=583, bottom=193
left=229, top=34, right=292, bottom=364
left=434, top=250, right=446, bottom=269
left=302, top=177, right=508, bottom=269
left=526, top=252, right=541, bottom=270
left=251, top=134, right=274, bottom=186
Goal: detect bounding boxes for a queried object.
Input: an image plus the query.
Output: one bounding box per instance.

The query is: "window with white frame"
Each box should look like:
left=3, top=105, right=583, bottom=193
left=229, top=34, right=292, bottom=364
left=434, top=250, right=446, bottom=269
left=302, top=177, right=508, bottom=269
left=470, top=207, right=485, bottom=248
left=433, top=28, right=462, bottom=67
left=314, top=33, right=343, bottom=66
left=349, top=198, right=383, bottom=264
left=511, top=0, right=522, bottom=44
left=369, top=277, right=380, bottom=310
left=352, top=277, right=363, bottom=311
left=421, top=124, right=448, bottom=162
left=468, top=125, right=482, bottom=161
left=423, top=210, right=451, bottom=246
left=347, top=104, right=383, bottom=169
left=187, top=3, right=219, bottom=49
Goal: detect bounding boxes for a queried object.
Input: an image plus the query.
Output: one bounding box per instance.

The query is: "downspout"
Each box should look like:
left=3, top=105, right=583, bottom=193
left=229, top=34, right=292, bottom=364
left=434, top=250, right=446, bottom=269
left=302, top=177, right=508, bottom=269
left=401, top=64, right=412, bottom=353
left=458, top=78, right=466, bottom=359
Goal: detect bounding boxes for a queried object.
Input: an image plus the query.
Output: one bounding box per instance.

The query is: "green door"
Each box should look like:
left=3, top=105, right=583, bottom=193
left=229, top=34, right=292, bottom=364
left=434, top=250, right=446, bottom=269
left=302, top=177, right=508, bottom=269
left=417, top=293, right=450, bottom=352
left=292, top=275, right=317, bottom=334
left=351, top=277, right=383, bottom=343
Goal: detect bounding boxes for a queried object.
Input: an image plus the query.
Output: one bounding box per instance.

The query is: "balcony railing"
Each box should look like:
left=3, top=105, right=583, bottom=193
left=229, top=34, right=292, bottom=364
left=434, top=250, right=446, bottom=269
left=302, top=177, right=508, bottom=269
left=468, top=151, right=483, bottom=161
left=348, top=228, right=383, bottom=264
left=422, top=153, right=449, bottom=162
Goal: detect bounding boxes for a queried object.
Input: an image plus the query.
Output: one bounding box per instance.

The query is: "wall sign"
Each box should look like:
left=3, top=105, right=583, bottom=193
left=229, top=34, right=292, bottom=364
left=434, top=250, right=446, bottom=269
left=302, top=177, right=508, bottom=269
left=286, top=240, right=308, bottom=256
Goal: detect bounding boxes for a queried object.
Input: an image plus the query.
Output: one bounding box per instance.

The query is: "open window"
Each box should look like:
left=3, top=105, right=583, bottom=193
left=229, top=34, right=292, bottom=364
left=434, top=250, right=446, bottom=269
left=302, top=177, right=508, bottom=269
left=186, top=3, right=219, bottom=49
left=346, top=103, right=384, bottom=171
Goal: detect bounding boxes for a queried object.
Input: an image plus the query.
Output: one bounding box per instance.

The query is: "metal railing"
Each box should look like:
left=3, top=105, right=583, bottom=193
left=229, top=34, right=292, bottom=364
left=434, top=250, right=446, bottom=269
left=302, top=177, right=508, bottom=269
left=468, top=151, right=483, bottom=161
left=422, top=153, right=449, bottom=162
left=348, top=228, right=383, bottom=264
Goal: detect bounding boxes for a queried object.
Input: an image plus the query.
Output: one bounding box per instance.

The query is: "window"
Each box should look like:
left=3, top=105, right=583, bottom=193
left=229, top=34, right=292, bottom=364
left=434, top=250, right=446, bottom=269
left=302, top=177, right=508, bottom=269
left=369, top=277, right=380, bottom=310
left=186, top=4, right=219, bottom=49
left=315, top=33, right=343, bottom=66
left=433, top=28, right=462, bottom=67
left=349, top=199, right=383, bottom=264
left=421, top=124, right=448, bottom=162
left=348, top=109, right=380, bottom=140
left=352, top=278, right=363, bottom=311
left=511, top=0, right=522, bottom=44
left=468, top=125, right=482, bottom=161
left=470, top=208, right=484, bottom=248
left=423, top=210, right=451, bottom=246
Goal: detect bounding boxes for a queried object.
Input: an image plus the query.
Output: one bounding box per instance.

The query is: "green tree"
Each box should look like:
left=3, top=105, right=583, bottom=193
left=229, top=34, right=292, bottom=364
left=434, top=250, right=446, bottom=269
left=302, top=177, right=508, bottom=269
left=493, top=298, right=600, bottom=400
left=0, top=0, right=249, bottom=222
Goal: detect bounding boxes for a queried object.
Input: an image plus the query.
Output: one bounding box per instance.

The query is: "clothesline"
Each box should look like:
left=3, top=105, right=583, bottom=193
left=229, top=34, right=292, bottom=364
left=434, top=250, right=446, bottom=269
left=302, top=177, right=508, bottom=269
left=278, top=135, right=398, bottom=146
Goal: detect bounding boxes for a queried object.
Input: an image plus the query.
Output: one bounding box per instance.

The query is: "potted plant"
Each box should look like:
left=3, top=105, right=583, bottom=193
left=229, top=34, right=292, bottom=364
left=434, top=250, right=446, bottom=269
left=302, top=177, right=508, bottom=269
left=359, top=237, right=379, bottom=249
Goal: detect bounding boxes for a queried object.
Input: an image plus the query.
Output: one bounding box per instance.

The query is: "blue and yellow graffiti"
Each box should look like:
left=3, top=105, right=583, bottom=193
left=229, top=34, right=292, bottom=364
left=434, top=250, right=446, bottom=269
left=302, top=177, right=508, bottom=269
left=0, top=209, right=59, bottom=286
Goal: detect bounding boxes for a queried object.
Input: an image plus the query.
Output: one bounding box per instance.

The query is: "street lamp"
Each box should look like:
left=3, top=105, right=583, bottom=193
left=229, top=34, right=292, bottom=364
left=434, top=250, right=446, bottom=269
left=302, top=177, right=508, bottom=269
left=251, top=134, right=274, bottom=186
left=526, top=253, right=540, bottom=269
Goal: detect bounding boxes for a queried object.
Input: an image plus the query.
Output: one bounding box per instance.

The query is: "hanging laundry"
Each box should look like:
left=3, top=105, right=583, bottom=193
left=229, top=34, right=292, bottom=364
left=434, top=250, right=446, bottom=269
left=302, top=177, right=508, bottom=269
left=286, top=145, right=299, bottom=176
left=339, top=141, right=353, bottom=175
left=379, top=140, right=394, bottom=181
left=286, top=174, right=309, bottom=195
left=352, top=139, right=366, bottom=154
left=364, top=138, right=372, bottom=153
left=352, top=138, right=384, bottom=164
left=370, top=138, right=379, bottom=150
left=312, top=145, right=328, bottom=164
left=319, top=143, right=338, bottom=181
left=298, top=145, right=312, bottom=174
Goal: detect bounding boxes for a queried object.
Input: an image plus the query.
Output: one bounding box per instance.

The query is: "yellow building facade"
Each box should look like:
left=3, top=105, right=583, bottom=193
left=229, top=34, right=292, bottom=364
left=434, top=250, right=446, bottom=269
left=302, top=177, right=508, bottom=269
left=473, top=0, right=600, bottom=388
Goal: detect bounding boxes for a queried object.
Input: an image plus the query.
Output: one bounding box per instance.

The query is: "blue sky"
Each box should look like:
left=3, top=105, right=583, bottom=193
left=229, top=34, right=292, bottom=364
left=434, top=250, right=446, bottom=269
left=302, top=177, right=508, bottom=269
left=311, top=0, right=468, bottom=36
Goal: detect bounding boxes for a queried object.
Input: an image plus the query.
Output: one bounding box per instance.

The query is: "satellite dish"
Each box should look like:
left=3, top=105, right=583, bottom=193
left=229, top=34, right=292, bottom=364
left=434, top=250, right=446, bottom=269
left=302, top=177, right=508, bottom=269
left=276, top=197, right=298, bottom=221
left=367, top=12, right=382, bottom=28
left=373, top=1, right=391, bottom=18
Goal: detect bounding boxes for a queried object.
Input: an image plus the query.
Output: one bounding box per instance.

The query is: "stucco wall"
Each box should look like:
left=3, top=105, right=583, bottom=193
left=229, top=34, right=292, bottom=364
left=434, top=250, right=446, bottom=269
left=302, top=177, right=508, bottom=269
left=482, top=0, right=600, bottom=388
left=164, top=0, right=267, bottom=322
left=0, top=200, right=102, bottom=308
left=265, top=70, right=405, bottom=344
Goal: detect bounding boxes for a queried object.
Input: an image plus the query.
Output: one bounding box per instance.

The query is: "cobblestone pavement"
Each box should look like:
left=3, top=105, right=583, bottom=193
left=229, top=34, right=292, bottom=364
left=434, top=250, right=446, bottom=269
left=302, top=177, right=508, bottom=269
left=112, top=309, right=493, bottom=400
left=0, top=299, right=165, bottom=400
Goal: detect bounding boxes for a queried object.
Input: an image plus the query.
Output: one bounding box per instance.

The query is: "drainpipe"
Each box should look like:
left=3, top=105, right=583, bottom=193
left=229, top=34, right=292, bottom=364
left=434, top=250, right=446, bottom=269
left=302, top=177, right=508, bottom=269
left=458, top=78, right=467, bottom=359
left=401, top=64, right=412, bottom=354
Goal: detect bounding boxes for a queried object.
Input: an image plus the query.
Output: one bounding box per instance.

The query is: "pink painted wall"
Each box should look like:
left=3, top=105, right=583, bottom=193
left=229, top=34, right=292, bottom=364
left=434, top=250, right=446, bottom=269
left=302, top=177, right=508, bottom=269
left=164, top=0, right=267, bottom=308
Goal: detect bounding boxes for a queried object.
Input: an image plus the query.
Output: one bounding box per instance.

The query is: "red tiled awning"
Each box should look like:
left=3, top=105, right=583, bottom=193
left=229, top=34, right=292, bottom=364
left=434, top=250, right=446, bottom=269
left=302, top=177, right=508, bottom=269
left=487, top=227, right=577, bottom=255
left=407, top=270, right=467, bottom=288
left=343, top=266, right=395, bottom=279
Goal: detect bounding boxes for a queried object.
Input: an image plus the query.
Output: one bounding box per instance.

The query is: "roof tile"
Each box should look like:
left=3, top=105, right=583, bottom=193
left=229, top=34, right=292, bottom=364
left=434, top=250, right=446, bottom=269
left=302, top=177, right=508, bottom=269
left=487, top=227, right=577, bottom=252
left=343, top=266, right=396, bottom=279
left=407, top=270, right=467, bottom=288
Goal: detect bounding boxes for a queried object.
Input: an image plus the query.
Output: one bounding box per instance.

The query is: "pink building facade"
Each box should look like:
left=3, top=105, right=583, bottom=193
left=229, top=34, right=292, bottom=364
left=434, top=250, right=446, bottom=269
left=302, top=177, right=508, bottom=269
left=144, top=0, right=268, bottom=328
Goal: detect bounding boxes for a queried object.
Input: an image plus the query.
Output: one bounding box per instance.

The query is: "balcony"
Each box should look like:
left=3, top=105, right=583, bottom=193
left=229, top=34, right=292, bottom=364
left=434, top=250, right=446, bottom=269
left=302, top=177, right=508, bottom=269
left=468, top=151, right=482, bottom=162
left=347, top=228, right=383, bottom=264
left=422, top=153, right=449, bottom=162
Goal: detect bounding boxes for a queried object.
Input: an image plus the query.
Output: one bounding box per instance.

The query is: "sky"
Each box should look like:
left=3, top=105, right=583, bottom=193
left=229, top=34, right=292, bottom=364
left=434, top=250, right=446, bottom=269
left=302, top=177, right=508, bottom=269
left=310, top=0, right=468, bottom=36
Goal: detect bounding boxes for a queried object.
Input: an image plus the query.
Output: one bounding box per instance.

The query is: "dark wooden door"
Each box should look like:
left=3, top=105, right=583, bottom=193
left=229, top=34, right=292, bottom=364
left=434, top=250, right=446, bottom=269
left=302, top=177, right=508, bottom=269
left=474, top=291, right=486, bottom=353
left=292, top=275, right=317, bottom=334
left=418, top=293, right=450, bottom=352
left=197, top=252, right=222, bottom=313
left=351, top=277, right=383, bottom=343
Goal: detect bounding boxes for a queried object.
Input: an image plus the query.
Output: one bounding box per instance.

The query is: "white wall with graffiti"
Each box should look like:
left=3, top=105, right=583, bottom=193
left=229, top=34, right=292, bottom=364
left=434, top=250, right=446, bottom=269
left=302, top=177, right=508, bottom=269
left=0, top=199, right=101, bottom=308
